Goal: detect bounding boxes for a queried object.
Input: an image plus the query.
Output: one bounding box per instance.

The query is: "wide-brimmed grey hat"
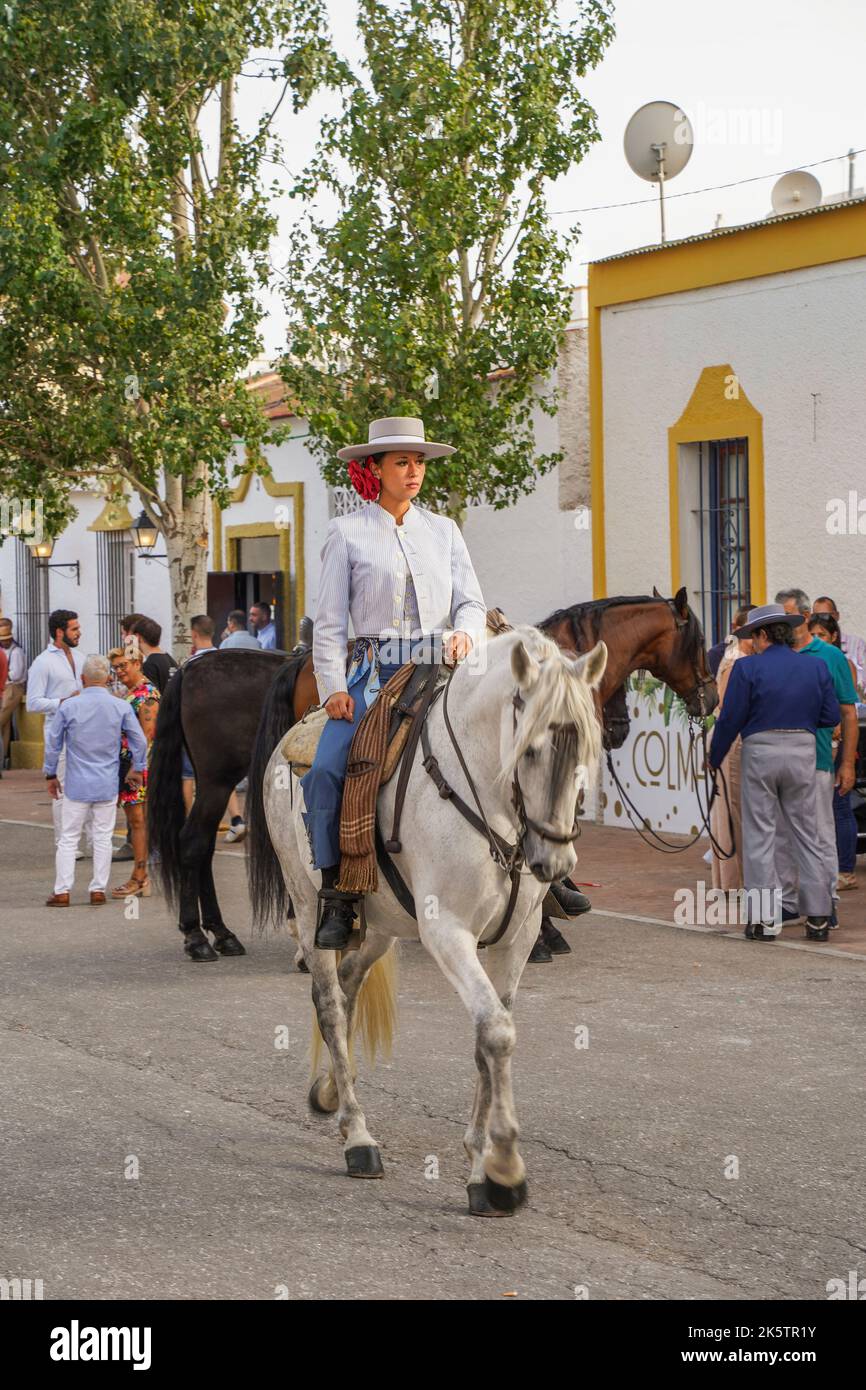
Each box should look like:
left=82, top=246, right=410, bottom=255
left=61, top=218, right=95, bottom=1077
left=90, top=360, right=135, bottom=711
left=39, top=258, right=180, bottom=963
left=735, top=603, right=804, bottom=637
left=336, top=417, right=456, bottom=463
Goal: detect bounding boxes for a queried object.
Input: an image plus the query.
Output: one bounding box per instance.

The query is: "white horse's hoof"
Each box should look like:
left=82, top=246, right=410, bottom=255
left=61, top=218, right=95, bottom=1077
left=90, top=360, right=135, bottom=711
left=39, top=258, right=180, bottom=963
left=479, top=1175, right=528, bottom=1214
left=467, top=1182, right=515, bottom=1218
left=308, top=1076, right=338, bottom=1114
left=345, top=1145, right=384, bottom=1178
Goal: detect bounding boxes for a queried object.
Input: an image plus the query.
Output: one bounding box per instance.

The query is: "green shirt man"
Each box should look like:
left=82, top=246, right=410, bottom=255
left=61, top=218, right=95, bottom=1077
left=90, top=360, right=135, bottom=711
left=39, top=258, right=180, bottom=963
left=800, top=638, right=857, bottom=773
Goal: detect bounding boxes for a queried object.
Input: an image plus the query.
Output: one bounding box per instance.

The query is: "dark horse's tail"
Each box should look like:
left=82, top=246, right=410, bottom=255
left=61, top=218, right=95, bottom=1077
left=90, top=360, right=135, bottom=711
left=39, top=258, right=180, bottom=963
left=147, top=664, right=186, bottom=909
left=247, top=652, right=307, bottom=930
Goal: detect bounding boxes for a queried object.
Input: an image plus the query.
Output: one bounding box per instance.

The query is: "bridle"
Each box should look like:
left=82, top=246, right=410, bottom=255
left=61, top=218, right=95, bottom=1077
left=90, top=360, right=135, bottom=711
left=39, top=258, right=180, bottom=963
left=425, top=667, right=584, bottom=877
left=509, top=690, right=582, bottom=852
left=663, top=597, right=716, bottom=719
left=603, top=601, right=735, bottom=858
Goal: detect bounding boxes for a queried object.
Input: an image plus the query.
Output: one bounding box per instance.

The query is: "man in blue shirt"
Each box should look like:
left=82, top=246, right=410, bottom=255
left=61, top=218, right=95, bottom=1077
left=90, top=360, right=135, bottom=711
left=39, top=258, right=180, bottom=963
left=43, top=654, right=149, bottom=906
left=709, top=604, right=840, bottom=942
left=249, top=601, right=277, bottom=650
left=220, top=610, right=261, bottom=650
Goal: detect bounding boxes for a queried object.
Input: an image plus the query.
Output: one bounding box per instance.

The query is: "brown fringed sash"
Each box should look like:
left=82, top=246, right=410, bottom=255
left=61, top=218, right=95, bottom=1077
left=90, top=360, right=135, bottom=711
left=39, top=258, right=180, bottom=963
left=335, top=662, right=416, bottom=893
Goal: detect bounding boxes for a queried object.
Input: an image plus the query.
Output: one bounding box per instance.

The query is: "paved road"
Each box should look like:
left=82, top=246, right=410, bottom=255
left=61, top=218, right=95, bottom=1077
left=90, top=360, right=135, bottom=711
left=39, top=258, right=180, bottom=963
left=1, top=820, right=864, bottom=1301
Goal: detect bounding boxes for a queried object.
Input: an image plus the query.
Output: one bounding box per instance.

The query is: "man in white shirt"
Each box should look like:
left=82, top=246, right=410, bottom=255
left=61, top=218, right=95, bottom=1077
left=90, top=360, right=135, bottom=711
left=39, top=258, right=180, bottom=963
left=249, top=601, right=277, bottom=650
left=26, top=610, right=92, bottom=851
left=0, top=617, right=28, bottom=764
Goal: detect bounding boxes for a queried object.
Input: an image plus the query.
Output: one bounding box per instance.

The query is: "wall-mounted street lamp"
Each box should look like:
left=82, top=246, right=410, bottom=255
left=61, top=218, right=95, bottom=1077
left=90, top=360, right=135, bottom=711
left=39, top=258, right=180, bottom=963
left=28, top=537, right=81, bottom=584
left=131, top=510, right=168, bottom=564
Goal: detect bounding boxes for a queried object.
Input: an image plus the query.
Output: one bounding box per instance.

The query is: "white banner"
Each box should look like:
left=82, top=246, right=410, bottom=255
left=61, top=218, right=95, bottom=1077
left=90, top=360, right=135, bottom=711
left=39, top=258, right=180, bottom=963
left=600, top=689, right=708, bottom=836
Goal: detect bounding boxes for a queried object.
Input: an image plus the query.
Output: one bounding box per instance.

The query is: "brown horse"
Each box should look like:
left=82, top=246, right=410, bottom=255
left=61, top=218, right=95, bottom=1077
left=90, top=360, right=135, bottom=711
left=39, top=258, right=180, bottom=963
left=540, top=586, right=718, bottom=740
left=528, top=587, right=717, bottom=959
left=148, top=589, right=715, bottom=962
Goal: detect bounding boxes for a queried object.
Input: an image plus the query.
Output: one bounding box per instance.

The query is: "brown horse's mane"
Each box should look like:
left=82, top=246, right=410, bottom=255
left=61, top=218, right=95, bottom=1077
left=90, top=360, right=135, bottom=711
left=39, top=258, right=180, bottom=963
left=538, top=594, right=706, bottom=670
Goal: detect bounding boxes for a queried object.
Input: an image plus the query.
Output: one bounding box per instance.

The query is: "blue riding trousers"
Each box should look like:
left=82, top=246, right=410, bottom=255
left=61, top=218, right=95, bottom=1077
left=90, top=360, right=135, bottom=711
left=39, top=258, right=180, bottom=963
left=299, top=658, right=404, bottom=870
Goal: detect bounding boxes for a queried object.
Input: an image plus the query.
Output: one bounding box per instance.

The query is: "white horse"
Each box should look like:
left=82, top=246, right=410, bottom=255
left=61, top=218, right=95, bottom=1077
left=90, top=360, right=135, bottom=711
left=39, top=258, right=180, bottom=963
left=253, top=626, right=607, bottom=1217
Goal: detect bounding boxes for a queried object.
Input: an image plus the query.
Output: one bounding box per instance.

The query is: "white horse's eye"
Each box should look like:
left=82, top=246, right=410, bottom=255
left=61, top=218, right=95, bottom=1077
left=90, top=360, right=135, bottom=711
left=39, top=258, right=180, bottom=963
left=524, top=746, right=540, bottom=760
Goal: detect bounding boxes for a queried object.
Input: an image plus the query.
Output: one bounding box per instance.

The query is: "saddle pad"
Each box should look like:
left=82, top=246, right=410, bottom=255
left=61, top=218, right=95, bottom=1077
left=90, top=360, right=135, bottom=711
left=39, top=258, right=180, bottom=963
left=281, top=704, right=328, bottom=773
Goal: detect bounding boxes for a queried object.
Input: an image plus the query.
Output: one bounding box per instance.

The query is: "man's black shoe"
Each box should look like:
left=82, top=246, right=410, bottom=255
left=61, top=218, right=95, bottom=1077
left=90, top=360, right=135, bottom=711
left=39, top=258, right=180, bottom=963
left=315, top=867, right=358, bottom=951
left=549, top=878, right=592, bottom=916
left=744, top=923, right=777, bottom=941
left=805, top=917, right=829, bottom=942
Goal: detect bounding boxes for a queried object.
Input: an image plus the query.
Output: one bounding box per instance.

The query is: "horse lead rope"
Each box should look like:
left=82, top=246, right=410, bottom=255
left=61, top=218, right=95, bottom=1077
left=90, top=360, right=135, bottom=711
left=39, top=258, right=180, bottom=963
left=604, top=717, right=737, bottom=859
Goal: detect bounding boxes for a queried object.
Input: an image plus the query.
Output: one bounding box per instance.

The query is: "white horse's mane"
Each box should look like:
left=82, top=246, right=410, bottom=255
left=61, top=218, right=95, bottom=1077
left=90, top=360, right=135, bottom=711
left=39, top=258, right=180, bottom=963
left=485, top=625, right=603, bottom=781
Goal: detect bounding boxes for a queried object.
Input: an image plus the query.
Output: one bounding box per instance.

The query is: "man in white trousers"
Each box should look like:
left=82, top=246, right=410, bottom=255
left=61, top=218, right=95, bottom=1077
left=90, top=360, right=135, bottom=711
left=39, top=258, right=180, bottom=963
left=43, top=654, right=149, bottom=906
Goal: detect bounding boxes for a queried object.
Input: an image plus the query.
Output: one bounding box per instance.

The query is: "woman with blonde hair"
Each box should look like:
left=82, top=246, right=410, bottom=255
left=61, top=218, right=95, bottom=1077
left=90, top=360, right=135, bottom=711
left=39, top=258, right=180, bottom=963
left=108, top=642, right=160, bottom=898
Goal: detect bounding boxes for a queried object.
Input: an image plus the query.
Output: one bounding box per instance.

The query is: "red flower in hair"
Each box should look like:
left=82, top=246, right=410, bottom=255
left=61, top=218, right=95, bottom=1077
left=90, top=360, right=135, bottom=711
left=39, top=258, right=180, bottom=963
left=347, top=454, right=381, bottom=500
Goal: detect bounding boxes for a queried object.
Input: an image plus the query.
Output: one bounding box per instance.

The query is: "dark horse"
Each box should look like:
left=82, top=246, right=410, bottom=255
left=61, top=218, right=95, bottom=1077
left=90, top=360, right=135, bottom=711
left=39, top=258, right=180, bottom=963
left=148, top=589, right=716, bottom=961
left=147, top=648, right=318, bottom=961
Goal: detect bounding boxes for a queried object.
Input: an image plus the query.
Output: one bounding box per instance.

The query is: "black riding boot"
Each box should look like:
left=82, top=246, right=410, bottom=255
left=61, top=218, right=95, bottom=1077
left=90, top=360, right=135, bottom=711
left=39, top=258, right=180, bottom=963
left=549, top=877, right=592, bottom=916
left=315, top=865, right=359, bottom=951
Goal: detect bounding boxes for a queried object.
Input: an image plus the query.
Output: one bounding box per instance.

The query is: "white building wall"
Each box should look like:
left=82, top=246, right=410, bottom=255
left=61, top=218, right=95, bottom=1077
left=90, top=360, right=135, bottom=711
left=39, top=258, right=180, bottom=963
left=600, top=258, right=866, bottom=636
left=463, top=389, right=592, bottom=626
left=0, top=491, right=164, bottom=660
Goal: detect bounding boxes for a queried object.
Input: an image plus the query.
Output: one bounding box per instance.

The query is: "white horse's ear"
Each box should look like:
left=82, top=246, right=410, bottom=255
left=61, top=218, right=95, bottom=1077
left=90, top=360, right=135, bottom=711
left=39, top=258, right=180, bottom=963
left=511, top=638, right=540, bottom=689
left=572, top=640, right=607, bottom=690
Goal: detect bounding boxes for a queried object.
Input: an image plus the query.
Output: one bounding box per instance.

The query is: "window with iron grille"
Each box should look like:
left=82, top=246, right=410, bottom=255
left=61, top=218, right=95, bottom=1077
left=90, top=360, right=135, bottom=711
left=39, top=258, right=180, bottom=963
left=96, top=531, right=135, bottom=653
left=694, top=438, right=751, bottom=646
left=329, top=486, right=369, bottom=517
left=13, top=539, right=50, bottom=662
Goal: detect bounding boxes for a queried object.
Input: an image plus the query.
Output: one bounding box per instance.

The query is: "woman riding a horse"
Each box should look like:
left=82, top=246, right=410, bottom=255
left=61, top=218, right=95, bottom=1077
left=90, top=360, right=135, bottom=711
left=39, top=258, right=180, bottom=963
left=301, top=416, right=487, bottom=950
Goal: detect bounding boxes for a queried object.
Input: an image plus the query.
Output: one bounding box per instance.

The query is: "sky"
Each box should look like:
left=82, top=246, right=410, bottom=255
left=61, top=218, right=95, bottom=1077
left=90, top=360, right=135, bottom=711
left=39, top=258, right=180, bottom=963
left=235, top=0, right=866, bottom=357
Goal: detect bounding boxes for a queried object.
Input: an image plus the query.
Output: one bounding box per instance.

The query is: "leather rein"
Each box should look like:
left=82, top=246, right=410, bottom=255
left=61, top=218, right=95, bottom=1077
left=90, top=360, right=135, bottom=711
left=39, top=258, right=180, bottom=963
left=379, top=664, right=581, bottom=948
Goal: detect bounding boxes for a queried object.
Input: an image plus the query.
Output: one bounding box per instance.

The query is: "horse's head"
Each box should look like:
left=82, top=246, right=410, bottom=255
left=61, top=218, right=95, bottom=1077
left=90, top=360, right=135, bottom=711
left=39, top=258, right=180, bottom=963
left=648, top=586, right=718, bottom=719
left=500, top=629, right=607, bottom=883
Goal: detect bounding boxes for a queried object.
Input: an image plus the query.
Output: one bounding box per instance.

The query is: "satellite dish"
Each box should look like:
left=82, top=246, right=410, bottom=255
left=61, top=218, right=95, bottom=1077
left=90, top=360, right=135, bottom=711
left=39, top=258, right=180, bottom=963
left=770, top=170, right=822, bottom=216
left=624, top=101, right=694, bottom=243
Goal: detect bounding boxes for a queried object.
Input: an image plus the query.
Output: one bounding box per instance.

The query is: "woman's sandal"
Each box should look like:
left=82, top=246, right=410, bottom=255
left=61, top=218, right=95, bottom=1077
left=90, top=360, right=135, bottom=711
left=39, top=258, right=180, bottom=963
left=111, top=875, right=151, bottom=899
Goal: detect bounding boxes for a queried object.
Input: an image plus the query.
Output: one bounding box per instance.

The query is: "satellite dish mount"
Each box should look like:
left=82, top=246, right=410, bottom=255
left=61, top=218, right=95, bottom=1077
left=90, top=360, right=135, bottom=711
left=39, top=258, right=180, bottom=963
left=624, top=102, right=694, bottom=245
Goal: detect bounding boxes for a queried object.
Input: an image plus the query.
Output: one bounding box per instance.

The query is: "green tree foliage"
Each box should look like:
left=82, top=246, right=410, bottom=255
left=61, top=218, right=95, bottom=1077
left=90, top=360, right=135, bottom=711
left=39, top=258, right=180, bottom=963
left=0, top=0, right=334, bottom=649
left=282, top=0, right=614, bottom=517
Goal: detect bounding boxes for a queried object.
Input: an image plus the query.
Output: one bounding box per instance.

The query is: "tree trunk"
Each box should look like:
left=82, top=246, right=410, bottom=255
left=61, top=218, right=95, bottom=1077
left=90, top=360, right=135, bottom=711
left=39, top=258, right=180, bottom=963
left=162, top=471, right=210, bottom=661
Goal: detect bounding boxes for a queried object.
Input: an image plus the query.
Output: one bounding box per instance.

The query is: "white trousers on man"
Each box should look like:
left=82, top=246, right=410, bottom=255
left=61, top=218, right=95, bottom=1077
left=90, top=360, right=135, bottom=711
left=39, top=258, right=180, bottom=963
left=51, top=746, right=93, bottom=851
left=775, top=769, right=837, bottom=916
left=55, top=798, right=116, bottom=894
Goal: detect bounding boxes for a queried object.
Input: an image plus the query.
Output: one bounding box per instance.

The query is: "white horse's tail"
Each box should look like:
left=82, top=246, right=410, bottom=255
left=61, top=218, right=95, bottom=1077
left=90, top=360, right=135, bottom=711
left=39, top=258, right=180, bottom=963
left=310, top=948, right=398, bottom=1079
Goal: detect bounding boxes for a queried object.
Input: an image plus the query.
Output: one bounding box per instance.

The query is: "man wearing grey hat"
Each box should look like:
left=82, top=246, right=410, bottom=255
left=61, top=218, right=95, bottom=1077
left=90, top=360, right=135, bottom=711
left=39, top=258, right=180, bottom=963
left=709, top=604, right=841, bottom=942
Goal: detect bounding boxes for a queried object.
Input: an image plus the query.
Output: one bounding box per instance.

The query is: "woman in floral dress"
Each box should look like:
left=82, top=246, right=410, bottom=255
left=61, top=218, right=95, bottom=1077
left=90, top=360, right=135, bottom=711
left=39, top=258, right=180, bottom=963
left=109, top=643, right=160, bottom=898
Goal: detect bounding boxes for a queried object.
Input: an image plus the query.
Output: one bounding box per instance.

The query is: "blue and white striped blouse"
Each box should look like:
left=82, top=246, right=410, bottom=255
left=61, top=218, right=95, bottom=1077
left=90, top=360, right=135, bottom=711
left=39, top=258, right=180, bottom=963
left=312, top=500, right=487, bottom=703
